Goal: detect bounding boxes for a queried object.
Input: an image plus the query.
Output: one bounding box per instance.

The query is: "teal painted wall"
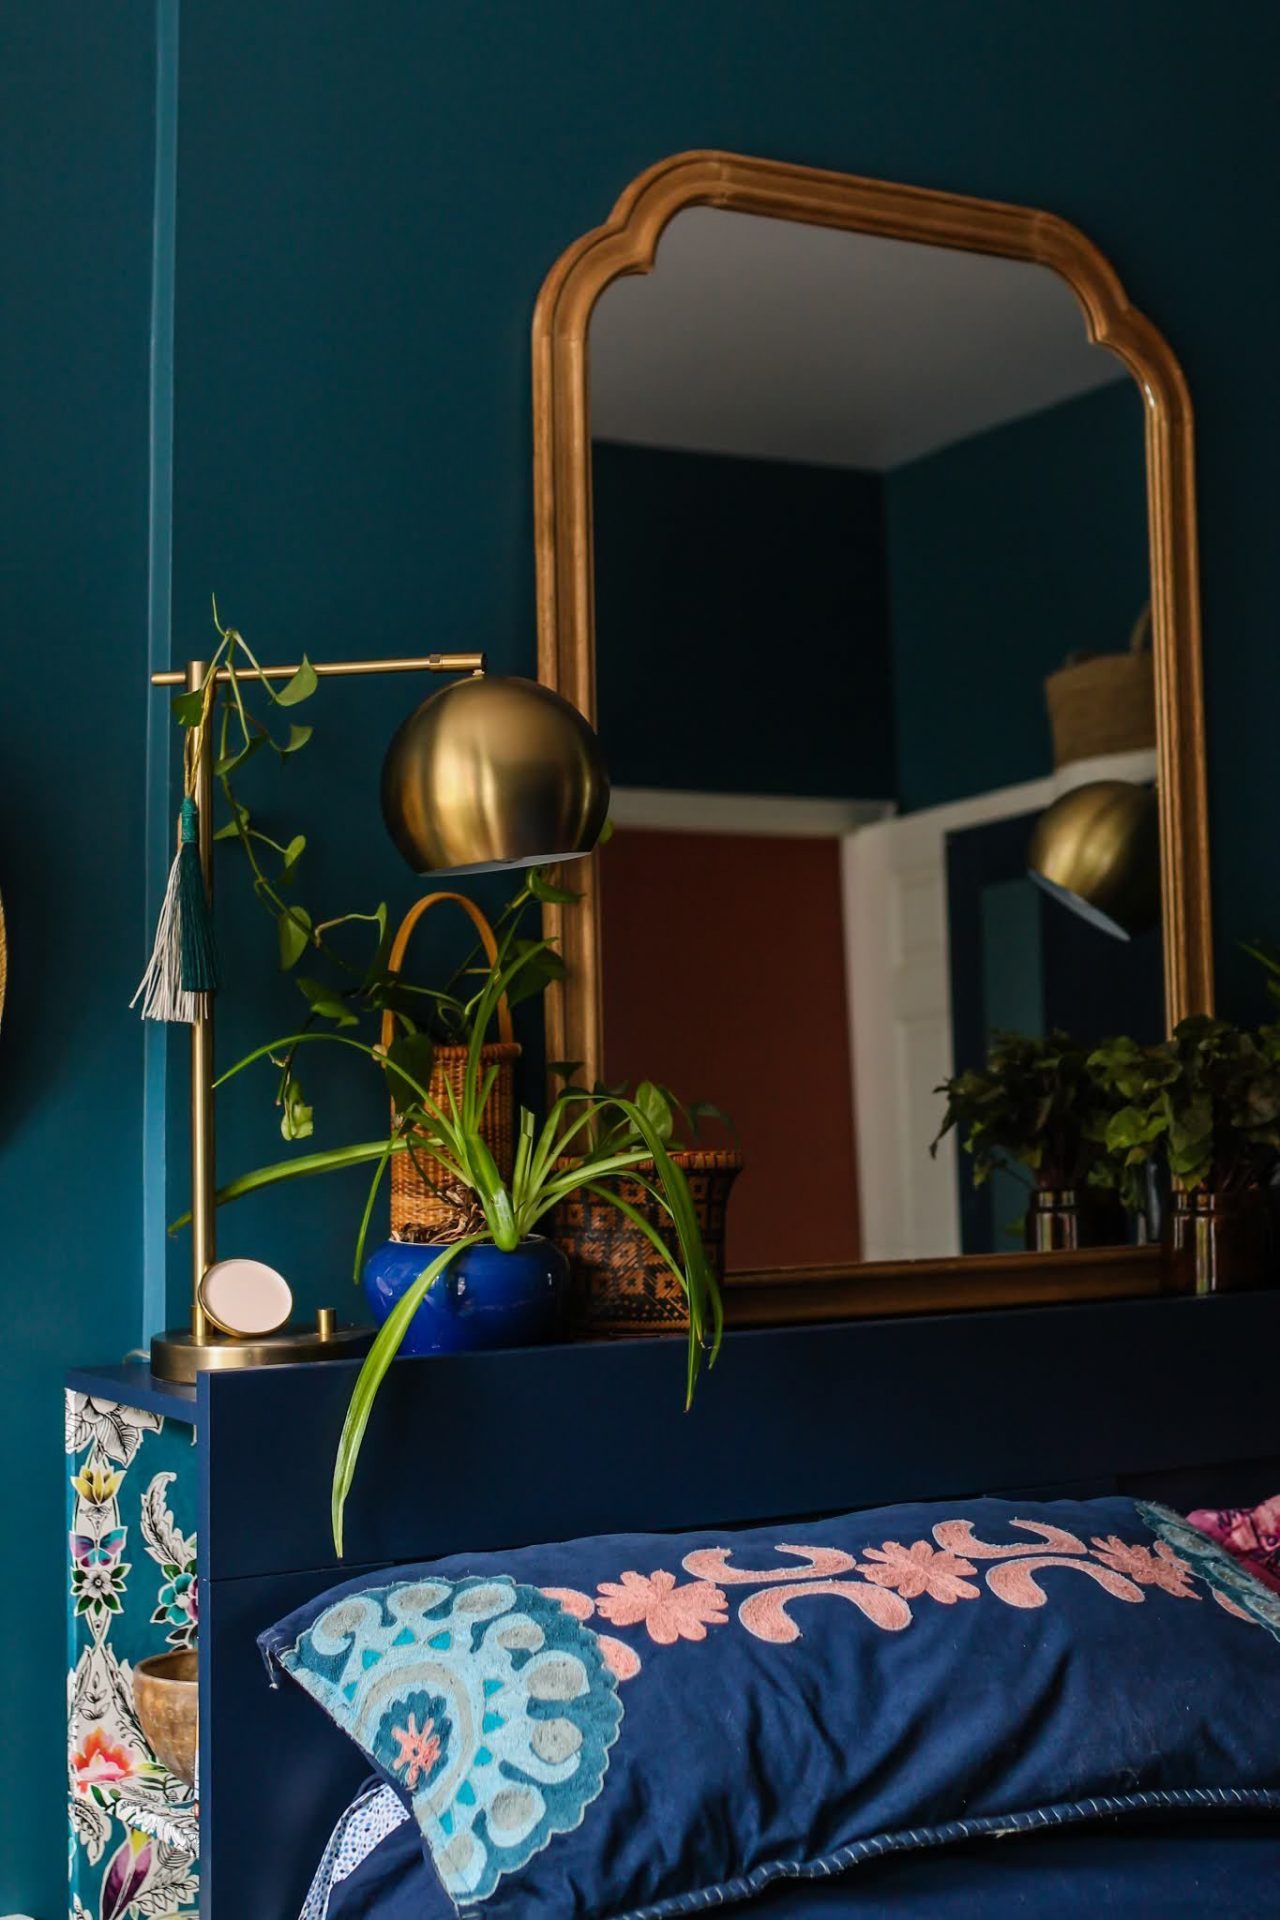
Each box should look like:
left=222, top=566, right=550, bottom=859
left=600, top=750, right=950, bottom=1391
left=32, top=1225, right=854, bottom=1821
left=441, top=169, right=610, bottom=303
left=884, top=380, right=1150, bottom=812
left=592, top=441, right=895, bottom=798
left=0, top=6, right=160, bottom=1911
left=4, top=1, right=1280, bottom=1908
left=169, top=0, right=1280, bottom=1046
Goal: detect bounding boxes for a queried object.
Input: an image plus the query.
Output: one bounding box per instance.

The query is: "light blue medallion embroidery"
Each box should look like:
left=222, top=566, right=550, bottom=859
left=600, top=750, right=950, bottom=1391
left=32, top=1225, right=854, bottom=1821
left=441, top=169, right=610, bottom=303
left=278, top=1576, right=623, bottom=1902
left=1138, top=1500, right=1280, bottom=1641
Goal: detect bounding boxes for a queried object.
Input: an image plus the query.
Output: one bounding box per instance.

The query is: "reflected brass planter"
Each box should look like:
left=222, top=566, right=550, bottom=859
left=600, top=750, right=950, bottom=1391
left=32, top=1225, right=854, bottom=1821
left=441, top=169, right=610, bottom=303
left=1171, top=1187, right=1271, bottom=1296
left=1026, top=1188, right=1127, bottom=1254
left=134, top=1648, right=197, bottom=1786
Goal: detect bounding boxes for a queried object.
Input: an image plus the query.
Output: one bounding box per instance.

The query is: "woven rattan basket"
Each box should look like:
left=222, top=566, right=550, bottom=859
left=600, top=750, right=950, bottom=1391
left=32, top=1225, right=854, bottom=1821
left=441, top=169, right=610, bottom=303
left=551, top=1147, right=742, bottom=1337
left=382, top=892, right=519, bottom=1240
left=1044, top=605, right=1155, bottom=769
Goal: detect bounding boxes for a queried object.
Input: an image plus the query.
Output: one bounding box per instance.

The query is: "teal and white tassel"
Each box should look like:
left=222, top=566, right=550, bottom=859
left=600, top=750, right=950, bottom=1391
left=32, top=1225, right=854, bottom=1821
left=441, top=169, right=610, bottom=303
left=132, top=796, right=219, bottom=1022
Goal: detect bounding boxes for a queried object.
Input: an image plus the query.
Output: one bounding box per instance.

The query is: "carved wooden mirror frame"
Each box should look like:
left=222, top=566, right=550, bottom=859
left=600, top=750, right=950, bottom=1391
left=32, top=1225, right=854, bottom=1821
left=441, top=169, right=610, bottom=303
left=532, top=150, right=1212, bottom=1325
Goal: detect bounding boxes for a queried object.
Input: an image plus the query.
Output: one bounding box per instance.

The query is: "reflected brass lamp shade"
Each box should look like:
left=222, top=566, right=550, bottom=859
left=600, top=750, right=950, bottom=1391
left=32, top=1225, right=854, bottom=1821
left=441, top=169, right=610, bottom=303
left=1028, top=779, right=1160, bottom=941
left=382, top=672, right=610, bottom=875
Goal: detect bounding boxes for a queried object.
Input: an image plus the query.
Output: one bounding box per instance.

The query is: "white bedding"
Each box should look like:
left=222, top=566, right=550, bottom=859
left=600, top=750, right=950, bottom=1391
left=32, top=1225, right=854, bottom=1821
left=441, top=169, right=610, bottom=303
left=300, top=1783, right=409, bottom=1920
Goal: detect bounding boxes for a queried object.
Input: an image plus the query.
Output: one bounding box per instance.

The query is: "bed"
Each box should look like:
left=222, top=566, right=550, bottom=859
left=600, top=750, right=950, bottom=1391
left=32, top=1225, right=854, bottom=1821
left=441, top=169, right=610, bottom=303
left=304, top=1796, right=1280, bottom=1917
left=75, top=1288, right=1280, bottom=1915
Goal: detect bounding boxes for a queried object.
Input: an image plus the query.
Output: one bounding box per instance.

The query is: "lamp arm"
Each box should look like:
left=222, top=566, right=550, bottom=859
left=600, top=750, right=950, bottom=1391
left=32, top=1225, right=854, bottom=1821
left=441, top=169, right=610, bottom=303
left=150, top=651, right=486, bottom=689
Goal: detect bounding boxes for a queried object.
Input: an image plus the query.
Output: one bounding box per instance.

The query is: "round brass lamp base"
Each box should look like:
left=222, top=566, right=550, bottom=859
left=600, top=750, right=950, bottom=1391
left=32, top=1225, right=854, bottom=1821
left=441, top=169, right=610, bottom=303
left=150, top=1320, right=372, bottom=1384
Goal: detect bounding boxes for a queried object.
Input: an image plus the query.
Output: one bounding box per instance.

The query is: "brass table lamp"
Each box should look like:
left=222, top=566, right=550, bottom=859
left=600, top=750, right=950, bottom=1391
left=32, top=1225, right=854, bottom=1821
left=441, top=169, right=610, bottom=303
left=148, top=650, right=609, bottom=1383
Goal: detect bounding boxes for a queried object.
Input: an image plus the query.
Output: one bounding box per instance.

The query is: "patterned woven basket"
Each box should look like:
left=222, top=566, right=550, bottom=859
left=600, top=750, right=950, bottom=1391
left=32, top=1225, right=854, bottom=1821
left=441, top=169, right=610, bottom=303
left=382, top=892, right=519, bottom=1240
left=1044, top=605, right=1155, bottom=770
left=551, top=1148, right=742, bottom=1337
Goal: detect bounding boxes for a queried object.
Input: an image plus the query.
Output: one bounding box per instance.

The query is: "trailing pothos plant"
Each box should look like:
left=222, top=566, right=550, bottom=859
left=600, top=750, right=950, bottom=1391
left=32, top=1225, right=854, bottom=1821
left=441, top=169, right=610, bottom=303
left=180, top=939, right=723, bottom=1556
left=931, top=1029, right=1116, bottom=1192
left=1089, top=1016, right=1280, bottom=1207
left=168, top=602, right=570, bottom=1142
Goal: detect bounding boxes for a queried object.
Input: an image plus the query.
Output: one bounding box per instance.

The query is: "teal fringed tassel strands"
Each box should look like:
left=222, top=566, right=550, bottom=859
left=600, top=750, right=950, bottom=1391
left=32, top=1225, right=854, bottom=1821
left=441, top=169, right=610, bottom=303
left=177, top=796, right=218, bottom=993
left=132, top=796, right=220, bottom=1023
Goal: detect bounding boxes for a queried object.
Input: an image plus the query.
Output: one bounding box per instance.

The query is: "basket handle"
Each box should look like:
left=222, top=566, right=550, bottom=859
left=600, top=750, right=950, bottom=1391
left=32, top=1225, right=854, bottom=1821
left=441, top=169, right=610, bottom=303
left=1128, top=603, right=1152, bottom=653
left=379, top=891, right=515, bottom=1054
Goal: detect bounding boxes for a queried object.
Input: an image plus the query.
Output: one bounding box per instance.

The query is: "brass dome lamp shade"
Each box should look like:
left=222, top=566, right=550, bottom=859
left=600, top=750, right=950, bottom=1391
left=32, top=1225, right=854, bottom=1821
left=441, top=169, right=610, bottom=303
left=1028, top=779, right=1160, bottom=941
left=383, top=671, right=610, bottom=875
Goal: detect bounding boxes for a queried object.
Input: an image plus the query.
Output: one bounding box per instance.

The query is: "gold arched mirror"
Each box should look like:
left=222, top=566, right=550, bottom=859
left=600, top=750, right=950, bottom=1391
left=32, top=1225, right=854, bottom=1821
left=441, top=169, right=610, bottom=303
left=533, top=152, right=1211, bottom=1322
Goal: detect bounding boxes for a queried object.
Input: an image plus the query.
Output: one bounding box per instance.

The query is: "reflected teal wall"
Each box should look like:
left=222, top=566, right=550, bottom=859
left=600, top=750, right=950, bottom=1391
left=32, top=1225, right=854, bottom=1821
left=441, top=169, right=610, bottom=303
left=592, top=387, right=1145, bottom=814
left=0, top=6, right=159, bottom=1912
left=4, top=1, right=1280, bottom=1908
left=884, top=380, right=1150, bottom=813
left=593, top=441, right=895, bottom=798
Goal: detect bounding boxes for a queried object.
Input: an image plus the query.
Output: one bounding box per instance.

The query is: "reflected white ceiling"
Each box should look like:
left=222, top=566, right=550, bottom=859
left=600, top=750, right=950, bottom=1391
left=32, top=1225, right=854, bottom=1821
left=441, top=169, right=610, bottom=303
left=589, top=208, right=1129, bottom=472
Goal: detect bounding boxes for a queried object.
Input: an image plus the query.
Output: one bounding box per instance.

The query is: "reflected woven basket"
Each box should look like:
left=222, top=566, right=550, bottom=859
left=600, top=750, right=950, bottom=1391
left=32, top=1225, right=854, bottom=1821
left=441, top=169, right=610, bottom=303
left=383, top=892, right=519, bottom=1239
left=551, top=1148, right=742, bottom=1338
left=1044, top=605, right=1155, bottom=769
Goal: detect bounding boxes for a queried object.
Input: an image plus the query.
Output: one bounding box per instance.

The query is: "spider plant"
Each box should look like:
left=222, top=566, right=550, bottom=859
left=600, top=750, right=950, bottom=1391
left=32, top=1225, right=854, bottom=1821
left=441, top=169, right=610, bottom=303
left=189, top=943, right=723, bottom=1556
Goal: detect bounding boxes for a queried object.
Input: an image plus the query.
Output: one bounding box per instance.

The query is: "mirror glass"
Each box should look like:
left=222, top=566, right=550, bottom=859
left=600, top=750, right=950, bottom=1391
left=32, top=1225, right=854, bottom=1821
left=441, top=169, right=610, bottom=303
left=588, top=208, right=1162, bottom=1271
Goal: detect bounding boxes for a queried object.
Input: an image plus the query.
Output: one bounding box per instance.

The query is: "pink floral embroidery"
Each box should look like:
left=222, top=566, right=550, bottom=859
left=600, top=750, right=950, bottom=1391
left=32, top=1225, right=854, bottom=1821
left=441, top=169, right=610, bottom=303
left=390, top=1711, right=442, bottom=1789
left=1212, top=1589, right=1256, bottom=1623
left=932, top=1518, right=1088, bottom=1559
left=596, top=1570, right=728, bottom=1644
left=1089, top=1536, right=1199, bottom=1598
left=542, top=1585, right=595, bottom=1621
left=683, top=1543, right=857, bottom=1584
left=1188, top=1498, right=1280, bottom=1595
left=740, top=1580, right=911, bottom=1643
left=986, top=1556, right=1144, bottom=1608
left=858, top=1541, right=980, bottom=1603
left=599, top=1635, right=643, bottom=1681
left=540, top=1587, right=641, bottom=1677
left=581, top=1516, right=1234, bottom=1656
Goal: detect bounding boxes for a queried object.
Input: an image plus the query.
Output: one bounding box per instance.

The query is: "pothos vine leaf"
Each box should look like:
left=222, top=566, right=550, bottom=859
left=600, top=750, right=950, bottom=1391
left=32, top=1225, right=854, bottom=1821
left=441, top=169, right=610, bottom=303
left=275, top=655, right=318, bottom=706
left=278, top=907, right=312, bottom=970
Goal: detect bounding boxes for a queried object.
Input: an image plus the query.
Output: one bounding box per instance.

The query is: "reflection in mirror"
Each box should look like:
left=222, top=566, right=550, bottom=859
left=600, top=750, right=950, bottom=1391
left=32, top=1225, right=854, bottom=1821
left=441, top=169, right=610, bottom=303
left=588, top=208, right=1162, bottom=1271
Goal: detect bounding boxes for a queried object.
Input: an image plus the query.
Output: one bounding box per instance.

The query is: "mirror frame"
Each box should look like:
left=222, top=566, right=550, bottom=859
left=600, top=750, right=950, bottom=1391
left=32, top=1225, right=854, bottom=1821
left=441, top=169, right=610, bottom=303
left=532, top=149, right=1212, bottom=1321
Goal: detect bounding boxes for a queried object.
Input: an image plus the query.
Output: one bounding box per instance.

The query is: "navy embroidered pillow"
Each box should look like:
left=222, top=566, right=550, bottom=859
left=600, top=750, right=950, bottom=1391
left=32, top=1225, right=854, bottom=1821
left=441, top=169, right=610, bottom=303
left=261, top=1496, right=1280, bottom=1918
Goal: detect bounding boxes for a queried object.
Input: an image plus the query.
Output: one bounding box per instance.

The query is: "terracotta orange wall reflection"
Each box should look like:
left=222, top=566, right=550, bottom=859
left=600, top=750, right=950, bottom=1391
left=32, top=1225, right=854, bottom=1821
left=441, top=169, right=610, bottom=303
left=600, top=828, right=861, bottom=1271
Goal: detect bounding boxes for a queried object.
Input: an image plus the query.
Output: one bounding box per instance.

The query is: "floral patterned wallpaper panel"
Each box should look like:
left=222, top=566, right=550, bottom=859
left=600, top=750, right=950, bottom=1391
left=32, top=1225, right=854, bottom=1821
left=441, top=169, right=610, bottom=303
left=66, top=1392, right=200, bottom=1920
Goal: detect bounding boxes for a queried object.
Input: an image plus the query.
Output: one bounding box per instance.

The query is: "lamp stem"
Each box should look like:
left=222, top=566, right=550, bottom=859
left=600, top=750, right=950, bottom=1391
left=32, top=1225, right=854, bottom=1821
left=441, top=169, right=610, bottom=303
left=187, top=658, right=216, bottom=1339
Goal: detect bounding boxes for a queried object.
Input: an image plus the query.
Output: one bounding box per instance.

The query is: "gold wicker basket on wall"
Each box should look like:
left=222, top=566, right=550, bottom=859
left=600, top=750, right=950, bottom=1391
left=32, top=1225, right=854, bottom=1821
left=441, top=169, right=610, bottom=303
left=1044, top=606, right=1155, bottom=770
left=382, top=892, right=519, bottom=1240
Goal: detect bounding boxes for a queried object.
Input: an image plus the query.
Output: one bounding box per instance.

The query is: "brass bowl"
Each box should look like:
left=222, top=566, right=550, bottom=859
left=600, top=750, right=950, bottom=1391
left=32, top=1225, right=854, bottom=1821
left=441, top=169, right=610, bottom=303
left=134, top=1649, right=197, bottom=1785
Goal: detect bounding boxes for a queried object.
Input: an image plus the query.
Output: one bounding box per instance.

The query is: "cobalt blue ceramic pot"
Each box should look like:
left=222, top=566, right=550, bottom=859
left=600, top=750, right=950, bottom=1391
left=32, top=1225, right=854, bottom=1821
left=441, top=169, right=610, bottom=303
left=361, top=1235, right=569, bottom=1355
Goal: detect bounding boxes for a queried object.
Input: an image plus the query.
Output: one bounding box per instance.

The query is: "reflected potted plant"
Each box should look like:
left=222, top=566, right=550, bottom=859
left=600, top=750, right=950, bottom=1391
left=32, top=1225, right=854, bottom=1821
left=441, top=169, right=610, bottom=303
left=1089, top=1017, right=1280, bottom=1293
left=932, top=1030, right=1123, bottom=1251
